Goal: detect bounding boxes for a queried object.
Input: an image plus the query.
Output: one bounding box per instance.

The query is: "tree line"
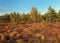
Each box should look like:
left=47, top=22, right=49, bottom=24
left=0, top=6, right=60, bottom=23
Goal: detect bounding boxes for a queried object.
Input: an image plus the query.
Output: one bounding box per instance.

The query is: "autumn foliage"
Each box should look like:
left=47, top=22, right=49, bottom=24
left=0, top=7, right=60, bottom=43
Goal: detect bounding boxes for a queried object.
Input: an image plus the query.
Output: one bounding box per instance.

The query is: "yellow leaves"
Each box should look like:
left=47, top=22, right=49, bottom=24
left=35, top=33, right=44, bottom=40
left=41, top=35, right=44, bottom=40
left=7, top=29, right=11, bottom=33
left=35, top=33, right=40, bottom=37
left=0, top=33, right=5, bottom=40
left=10, top=18, right=15, bottom=22
left=30, top=7, right=38, bottom=22
left=19, top=13, right=25, bottom=21
left=28, top=30, right=32, bottom=34
left=16, top=39, right=23, bottom=43
left=9, top=31, right=18, bottom=37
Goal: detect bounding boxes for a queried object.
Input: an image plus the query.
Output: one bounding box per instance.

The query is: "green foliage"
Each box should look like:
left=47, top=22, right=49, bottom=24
left=25, top=13, right=30, bottom=22
left=19, top=13, right=26, bottom=22
left=0, top=6, right=60, bottom=23
left=30, top=7, right=38, bottom=22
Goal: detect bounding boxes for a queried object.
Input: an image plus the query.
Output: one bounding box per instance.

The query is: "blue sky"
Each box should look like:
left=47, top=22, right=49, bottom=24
left=0, top=0, right=60, bottom=15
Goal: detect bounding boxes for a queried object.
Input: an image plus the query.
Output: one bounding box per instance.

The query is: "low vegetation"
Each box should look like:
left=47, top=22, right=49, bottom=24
left=0, top=6, right=60, bottom=43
